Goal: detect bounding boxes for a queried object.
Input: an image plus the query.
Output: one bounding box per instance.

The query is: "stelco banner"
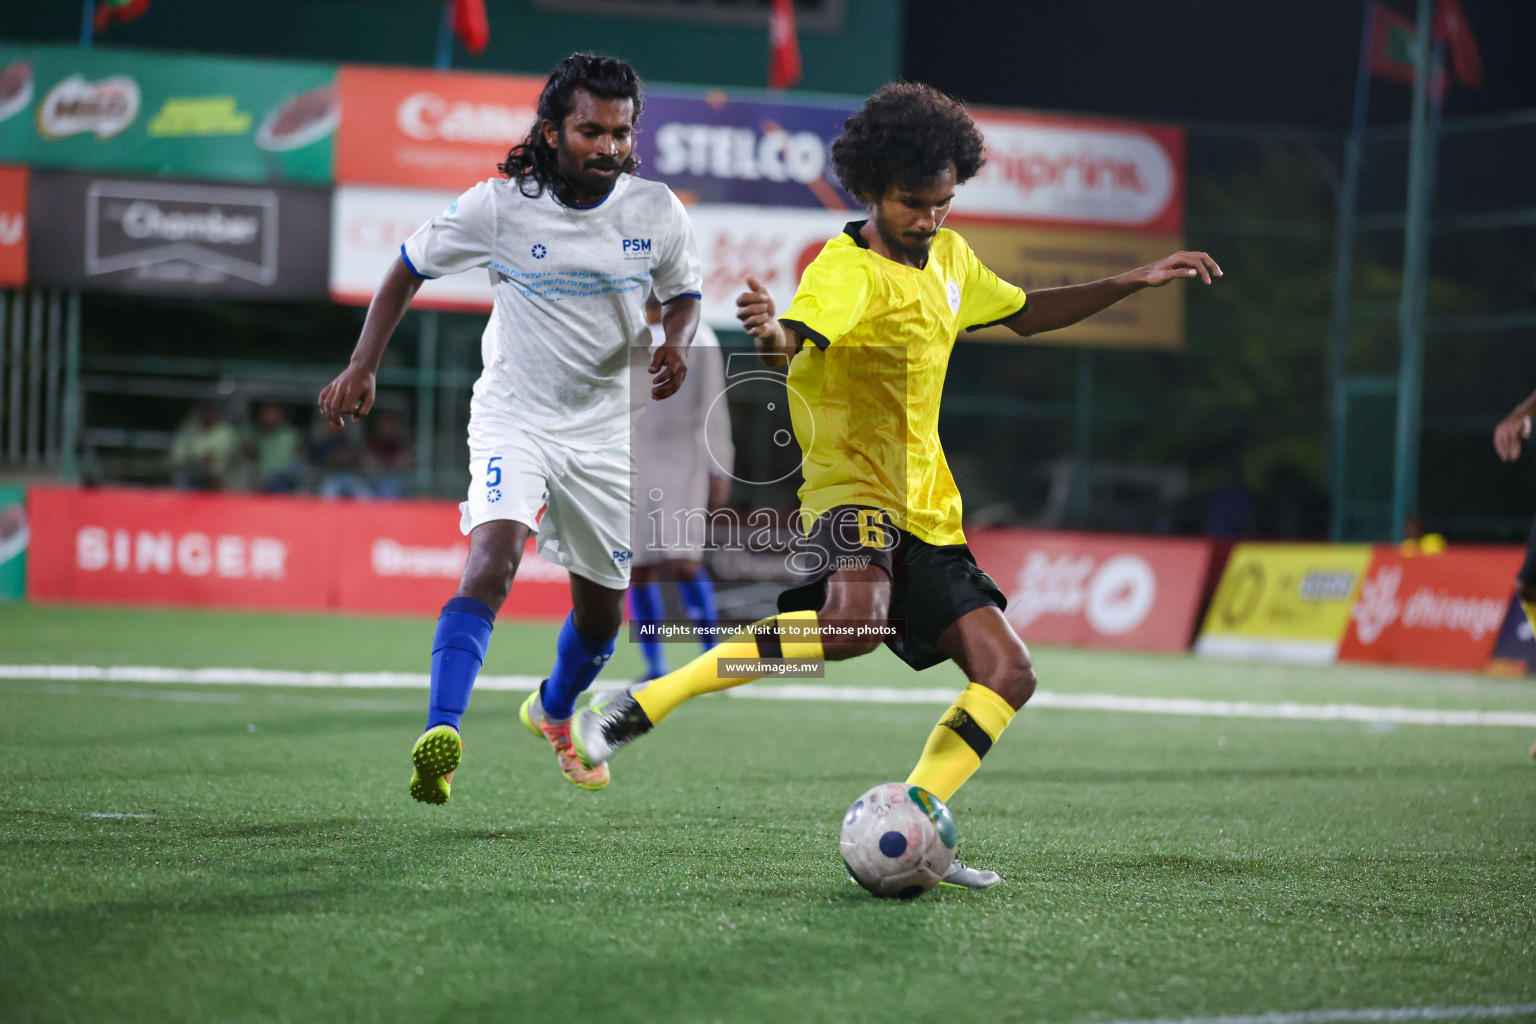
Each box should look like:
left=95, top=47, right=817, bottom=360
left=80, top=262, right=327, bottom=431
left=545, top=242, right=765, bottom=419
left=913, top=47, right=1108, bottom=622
left=1339, top=547, right=1522, bottom=671
left=1196, top=543, right=1374, bottom=664
left=0, top=164, right=25, bottom=287
left=26, top=485, right=570, bottom=619
left=0, top=45, right=337, bottom=185
left=335, top=65, right=543, bottom=192
left=29, top=171, right=330, bottom=301
left=968, top=529, right=1214, bottom=652
left=957, top=109, right=1185, bottom=235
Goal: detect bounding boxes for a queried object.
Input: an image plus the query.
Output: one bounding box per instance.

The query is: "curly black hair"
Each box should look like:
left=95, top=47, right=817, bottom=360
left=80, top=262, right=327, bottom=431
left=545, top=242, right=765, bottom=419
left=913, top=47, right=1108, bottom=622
left=831, top=82, right=986, bottom=203
left=499, top=53, right=644, bottom=199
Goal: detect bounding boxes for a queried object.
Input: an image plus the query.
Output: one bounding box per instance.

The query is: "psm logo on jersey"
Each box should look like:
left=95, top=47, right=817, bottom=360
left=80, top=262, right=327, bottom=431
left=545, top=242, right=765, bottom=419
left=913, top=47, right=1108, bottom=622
left=531, top=243, right=547, bottom=259
left=621, top=238, right=652, bottom=259
left=611, top=549, right=633, bottom=565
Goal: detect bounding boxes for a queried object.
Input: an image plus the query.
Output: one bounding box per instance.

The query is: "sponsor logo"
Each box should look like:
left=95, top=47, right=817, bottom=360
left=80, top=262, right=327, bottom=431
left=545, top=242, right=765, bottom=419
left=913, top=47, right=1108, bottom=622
left=395, top=91, right=529, bottom=144
left=76, top=527, right=287, bottom=579
left=653, top=122, right=826, bottom=184
left=1009, top=551, right=1157, bottom=636
left=612, top=549, right=633, bottom=565
left=37, top=74, right=140, bottom=140
left=0, top=60, right=35, bottom=124
left=531, top=243, right=546, bottom=259
left=146, top=96, right=252, bottom=138
left=1351, top=564, right=1508, bottom=646
left=87, top=181, right=277, bottom=285
left=621, top=237, right=652, bottom=259
left=254, top=83, right=338, bottom=153
left=0, top=211, right=21, bottom=248
left=945, top=279, right=961, bottom=313
left=371, top=538, right=468, bottom=579
left=1299, top=569, right=1356, bottom=601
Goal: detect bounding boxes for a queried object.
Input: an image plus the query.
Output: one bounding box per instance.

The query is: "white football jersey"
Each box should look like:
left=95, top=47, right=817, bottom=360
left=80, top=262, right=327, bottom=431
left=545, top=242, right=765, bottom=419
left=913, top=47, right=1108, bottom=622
left=402, top=173, right=703, bottom=450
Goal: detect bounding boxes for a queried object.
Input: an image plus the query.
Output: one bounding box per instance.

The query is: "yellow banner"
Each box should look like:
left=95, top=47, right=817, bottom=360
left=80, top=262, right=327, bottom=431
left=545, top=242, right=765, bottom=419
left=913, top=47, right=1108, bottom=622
left=953, top=223, right=1186, bottom=349
left=1195, top=543, right=1375, bottom=664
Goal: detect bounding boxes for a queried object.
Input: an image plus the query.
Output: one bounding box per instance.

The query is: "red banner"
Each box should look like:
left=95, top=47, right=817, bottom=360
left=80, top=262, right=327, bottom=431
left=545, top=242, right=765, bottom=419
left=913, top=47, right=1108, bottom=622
left=334, top=66, right=544, bottom=191
left=0, top=165, right=26, bottom=288
left=26, top=485, right=570, bottom=619
left=968, top=529, right=1214, bottom=651
left=1339, top=546, right=1522, bottom=670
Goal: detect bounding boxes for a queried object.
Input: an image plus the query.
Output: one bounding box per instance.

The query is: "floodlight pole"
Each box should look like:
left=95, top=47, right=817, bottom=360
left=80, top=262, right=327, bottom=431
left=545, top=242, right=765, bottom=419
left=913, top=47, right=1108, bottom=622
left=1389, top=0, right=1436, bottom=543
left=1327, top=1, right=1377, bottom=542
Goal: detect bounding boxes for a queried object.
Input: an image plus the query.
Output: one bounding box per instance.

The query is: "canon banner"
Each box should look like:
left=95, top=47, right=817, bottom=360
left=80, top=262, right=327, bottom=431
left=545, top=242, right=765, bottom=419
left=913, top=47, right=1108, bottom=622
left=957, top=109, right=1185, bottom=235
left=29, top=171, right=330, bottom=301
left=968, top=529, right=1213, bottom=652
left=27, top=486, right=571, bottom=619
left=331, top=185, right=492, bottom=311
left=0, top=164, right=24, bottom=287
left=0, top=45, right=337, bottom=185
left=1339, top=547, right=1522, bottom=671
left=334, top=65, right=543, bottom=192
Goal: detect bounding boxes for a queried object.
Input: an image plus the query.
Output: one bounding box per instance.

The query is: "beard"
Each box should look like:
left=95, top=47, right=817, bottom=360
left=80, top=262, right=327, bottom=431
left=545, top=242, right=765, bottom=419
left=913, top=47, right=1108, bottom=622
left=555, top=134, right=625, bottom=202
left=873, top=213, right=936, bottom=262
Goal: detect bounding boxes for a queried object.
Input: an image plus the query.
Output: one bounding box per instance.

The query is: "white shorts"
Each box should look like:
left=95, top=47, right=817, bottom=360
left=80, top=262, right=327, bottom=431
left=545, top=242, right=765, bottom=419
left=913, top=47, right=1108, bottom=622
left=459, top=428, right=634, bottom=590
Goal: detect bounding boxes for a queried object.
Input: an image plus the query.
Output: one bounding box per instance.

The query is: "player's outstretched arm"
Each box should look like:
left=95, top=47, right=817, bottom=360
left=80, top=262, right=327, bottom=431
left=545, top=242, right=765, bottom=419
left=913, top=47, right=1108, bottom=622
left=1003, top=250, right=1222, bottom=338
left=1493, top=388, right=1536, bottom=462
left=318, top=257, right=425, bottom=425
left=736, top=275, right=795, bottom=366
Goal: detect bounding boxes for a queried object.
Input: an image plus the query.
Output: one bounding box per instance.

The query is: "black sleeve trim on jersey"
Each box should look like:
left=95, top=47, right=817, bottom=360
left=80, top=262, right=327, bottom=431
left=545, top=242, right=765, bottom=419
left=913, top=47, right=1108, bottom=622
left=963, top=296, right=1027, bottom=333
left=399, top=244, right=434, bottom=280
left=779, top=318, right=830, bottom=351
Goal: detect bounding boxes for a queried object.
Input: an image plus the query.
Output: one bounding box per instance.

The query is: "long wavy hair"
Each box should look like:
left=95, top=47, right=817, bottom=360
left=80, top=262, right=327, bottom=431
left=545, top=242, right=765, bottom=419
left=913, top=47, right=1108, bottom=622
left=831, top=82, right=986, bottom=203
left=499, top=53, right=644, bottom=199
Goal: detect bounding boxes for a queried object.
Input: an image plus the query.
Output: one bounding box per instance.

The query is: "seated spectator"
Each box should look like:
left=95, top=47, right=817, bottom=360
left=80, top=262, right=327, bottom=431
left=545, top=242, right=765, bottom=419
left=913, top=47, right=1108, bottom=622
left=247, top=401, right=306, bottom=494
left=169, top=402, right=240, bottom=491
left=364, top=409, right=415, bottom=499
left=309, top=417, right=371, bottom=500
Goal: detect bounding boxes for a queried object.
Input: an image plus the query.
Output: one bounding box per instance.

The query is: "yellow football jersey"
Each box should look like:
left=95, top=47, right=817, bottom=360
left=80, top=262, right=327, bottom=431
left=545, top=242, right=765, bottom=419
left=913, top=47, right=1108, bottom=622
left=778, top=222, right=1026, bottom=547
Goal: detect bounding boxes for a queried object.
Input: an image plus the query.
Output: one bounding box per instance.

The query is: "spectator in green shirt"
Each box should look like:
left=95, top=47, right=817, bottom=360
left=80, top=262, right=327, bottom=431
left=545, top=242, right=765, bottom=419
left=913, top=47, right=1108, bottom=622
left=170, top=403, right=240, bottom=491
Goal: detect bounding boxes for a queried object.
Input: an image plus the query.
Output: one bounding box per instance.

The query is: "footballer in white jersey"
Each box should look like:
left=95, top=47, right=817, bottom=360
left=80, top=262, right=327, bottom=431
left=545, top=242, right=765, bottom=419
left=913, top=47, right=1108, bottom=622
left=319, top=53, right=702, bottom=801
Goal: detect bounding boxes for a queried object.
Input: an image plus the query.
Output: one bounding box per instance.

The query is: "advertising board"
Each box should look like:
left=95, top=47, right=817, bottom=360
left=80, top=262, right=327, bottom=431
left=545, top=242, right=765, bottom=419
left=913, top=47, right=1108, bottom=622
left=0, top=45, right=337, bottom=184
left=0, top=164, right=24, bottom=287
left=1195, top=543, right=1374, bottom=664
left=968, top=528, right=1213, bottom=652
left=29, top=171, right=330, bottom=301
left=26, top=486, right=570, bottom=619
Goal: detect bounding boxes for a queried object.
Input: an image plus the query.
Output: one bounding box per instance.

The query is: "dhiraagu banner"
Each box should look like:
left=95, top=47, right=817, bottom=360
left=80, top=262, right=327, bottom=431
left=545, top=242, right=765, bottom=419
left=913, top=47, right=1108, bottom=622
left=0, top=45, right=337, bottom=184
left=1194, top=543, right=1374, bottom=665
left=0, top=485, right=27, bottom=602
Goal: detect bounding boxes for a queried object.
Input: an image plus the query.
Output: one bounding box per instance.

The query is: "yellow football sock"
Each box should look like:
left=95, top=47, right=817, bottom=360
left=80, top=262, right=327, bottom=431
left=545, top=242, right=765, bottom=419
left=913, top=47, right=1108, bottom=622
left=633, top=610, right=822, bottom=724
left=905, top=683, right=1016, bottom=802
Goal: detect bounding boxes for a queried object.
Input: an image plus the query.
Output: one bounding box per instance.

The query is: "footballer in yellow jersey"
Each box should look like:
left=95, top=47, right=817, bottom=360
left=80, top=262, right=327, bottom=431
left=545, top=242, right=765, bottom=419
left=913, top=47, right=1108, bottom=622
left=574, top=83, right=1221, bottom=888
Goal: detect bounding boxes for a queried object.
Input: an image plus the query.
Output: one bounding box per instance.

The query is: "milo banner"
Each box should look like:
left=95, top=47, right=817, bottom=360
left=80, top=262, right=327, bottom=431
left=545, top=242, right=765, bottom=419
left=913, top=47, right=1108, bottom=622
left=30, top=171, right=331, bottom=301
left=0, top=485, right=27, bottom=602
left=0, top=45, right=337, bottom=185
left=1195, top=543, right=1374, bottom=665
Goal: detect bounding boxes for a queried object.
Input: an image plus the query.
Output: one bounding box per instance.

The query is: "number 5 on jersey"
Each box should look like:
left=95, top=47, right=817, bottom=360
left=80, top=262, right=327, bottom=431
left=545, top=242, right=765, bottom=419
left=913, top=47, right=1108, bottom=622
left=486, top=456, right=502, bottom=503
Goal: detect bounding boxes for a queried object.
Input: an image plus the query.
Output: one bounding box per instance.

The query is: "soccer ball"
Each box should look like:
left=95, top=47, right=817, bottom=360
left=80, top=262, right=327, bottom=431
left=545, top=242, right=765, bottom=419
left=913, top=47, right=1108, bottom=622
left=839, top=782, right=957, bottom=899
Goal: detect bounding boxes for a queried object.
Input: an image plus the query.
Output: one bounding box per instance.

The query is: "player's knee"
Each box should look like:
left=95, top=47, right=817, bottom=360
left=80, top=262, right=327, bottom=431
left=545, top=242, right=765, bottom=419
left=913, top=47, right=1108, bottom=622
left=977, top=650, right=1036, bottom=710
left=458, top=554, right=521, bottom=612
left=573, top=601, right=623, bottom=641
left=815, top=593, right=884, bottom=660
left=821, top=633, right=882, bottom=660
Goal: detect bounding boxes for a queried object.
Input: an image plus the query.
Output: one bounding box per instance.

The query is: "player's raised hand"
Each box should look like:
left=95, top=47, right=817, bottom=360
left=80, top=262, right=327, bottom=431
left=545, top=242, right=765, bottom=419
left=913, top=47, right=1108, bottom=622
left=1140, top=251, right=1223, bottom=287
left=1493, top=413, right=1531, bottom=462
left=649, top=340, right=689, bottom=401
left=318, top=363, right=376, bottom=426
left=735, top=275, right=778, bottom=338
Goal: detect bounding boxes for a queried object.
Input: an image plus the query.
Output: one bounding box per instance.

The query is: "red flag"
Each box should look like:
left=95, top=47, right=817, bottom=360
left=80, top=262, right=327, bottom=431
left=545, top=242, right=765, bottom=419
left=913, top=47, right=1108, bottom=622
left=94, top=0, right=149, bottom=33
left=768, top=0, right=802, bottom=90
left=1366, top=2, right=1448, bottom=99
left=1433, top=0, right=1482, bottom=89
left=448, top=0, right=489, bottom=56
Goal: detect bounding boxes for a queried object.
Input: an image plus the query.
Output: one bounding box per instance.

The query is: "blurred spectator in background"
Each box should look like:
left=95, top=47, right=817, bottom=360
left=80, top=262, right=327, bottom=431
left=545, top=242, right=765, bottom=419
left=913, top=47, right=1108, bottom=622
left=247, top=401, right=306, bottom=494
left=1205, top=464, right=1256, bottom=539
left=169, top=402, right=240, bottom=491
left=364, top=409, right=414, bottom=499
left=309, top=416, right=371, bottom=499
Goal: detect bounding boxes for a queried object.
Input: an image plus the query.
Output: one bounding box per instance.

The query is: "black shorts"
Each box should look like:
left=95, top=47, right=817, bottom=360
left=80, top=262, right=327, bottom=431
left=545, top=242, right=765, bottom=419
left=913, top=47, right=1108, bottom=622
left=777, top=505, right=1007, bottom=671
left=1519, top=516, right=1536, bottom=586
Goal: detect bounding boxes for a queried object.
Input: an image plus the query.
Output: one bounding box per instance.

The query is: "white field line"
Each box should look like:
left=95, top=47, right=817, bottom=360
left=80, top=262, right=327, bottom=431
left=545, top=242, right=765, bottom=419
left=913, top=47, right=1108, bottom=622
left=2, top=665, right=1534, bottom=728
left=1094, top=1002, right=1536, bottom=1024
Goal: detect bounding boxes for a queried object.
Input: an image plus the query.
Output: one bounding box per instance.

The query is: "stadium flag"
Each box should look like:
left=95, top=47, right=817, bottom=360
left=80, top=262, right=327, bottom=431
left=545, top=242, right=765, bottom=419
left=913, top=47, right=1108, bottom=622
left=767, top=0, right=802, bottom=90
left=449, top=0, right=490, bottom=56
left=1367, top=3, right=1419, bottom=87
left=1433, top=0, right=1482, bottom=89
left=93, top=0, right=149, bottom=33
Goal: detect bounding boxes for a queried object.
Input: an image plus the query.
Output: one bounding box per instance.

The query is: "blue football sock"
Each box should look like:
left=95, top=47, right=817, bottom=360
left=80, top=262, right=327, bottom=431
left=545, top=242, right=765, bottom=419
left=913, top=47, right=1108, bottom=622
left=678, top=569, right=721, bottom=650
left=628, top=583, right=670, bottom=680
left=427, top=596, right=495, bottom=732
left=541, top=612, right=616, bottom=720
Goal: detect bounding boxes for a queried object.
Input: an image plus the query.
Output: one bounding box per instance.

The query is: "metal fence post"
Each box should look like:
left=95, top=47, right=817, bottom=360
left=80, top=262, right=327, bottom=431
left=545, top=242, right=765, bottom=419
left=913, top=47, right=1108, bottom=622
left=415, top=311, right=438, bottom=498
left=59, top=291, right=82, bottom=483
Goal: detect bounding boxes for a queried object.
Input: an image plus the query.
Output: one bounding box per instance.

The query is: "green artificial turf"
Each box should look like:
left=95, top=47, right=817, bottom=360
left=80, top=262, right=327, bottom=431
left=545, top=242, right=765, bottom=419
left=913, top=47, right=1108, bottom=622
left=1, top=603, right=1533, bottom=1024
